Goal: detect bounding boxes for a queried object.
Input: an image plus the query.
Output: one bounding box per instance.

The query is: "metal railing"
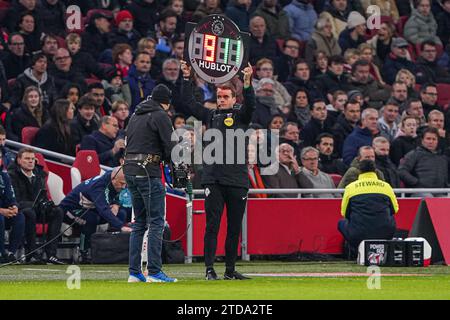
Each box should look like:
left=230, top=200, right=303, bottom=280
left=6, top=139, right=112, bottom=171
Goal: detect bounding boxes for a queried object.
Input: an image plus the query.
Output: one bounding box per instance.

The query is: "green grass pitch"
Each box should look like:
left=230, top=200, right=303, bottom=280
left=1, top=261, right=449, bottom=300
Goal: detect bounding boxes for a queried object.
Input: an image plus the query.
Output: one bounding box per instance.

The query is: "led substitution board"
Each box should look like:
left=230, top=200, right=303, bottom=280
left=184, top=14, right=250, bottom=84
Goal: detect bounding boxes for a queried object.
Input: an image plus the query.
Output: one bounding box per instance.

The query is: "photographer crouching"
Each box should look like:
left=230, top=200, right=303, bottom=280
left=8, top=148, right=65, bottom=264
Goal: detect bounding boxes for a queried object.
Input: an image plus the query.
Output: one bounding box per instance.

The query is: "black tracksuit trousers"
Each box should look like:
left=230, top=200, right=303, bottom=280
left=204, top=184, right=248, bottom=272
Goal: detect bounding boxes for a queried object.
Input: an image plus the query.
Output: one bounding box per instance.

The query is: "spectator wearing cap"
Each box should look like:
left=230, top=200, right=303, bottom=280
left=382, top=37, right=417, bottom=85
left=80, top=116, right=125, bottom=167
left=70, top=94, right=99, bottom=146
left=437, top=0, right=450, bottom=45
left=252, top=78, right=280, bottom=128
left=48, top=48, right=86, bottom=93
left=127, top=0, right=160, bottom=37
left=404, top=0, right=442, bottom=46
left=248, top=16, right=279, bottom=66
left=124, top=51, right=156, bottom=113
left=9, top=53, right=56, bottom=110
left=416, top=40, right=450, bottom=85
left=301, top=99, right=333, bottom=147
left=348, top=59, right=391, bottom=109
left=66, top=33, right=106, bottom=80
left=315, top=55, right=352, bottom=103
left=2, top=33, right=31, bottom=80
left=253, top=0, right=290, bottom=40
left=108, top=10, right=141, bottom=50
left=102, top=68, right=128, bottom=103
left=81, top=10, right=113, bottom=61
left=283, top=0, right=317, bottom=41
left=338, top=11, right=366, bottom=53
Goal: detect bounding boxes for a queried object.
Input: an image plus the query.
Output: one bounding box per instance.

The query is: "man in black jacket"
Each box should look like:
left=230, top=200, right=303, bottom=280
left=2, top=33, right=31, bottom=80
left=70, top=95, right=99, bottom=146
left=81, top=11, right=113, bottom=61
left=180, top=60, right=255, bottom=281
left=331, top=100, right=361, bottom=157
left=282, top=59, right=322, bottom=100
left=416, top=40, right=450, bottom=85
left=48, top=48, right=86, bottom=93
left=7, top=147, right=64, bottom=265
left=315, top=55, right=352, bottom=103
left=399, top=127, right=449, bottom=196
left=373, top=136, right=401, bottom=188
left=316, top=133, right=348, bottom=176
left=124, top=84, right=177, bottom=283
left=108, top=10, right=141, bottom=50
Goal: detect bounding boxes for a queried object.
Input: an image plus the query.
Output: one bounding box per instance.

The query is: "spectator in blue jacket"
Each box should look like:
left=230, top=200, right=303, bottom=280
left=59, top=168, right=132, bottom=263
left=123, top=52, right=156, bottom=113
left=382, top=37, right=417, bottom=85
left=343, top=108, right=380, bottom=165
left=0, top=163, right=24, bottom=264
left=0, top=126, right=15, bottom=170
left=225, top=0, right=252, bottom=32
left=80, top=116, right=125, bottom=167
left=283, top=0, right=317, bottom=41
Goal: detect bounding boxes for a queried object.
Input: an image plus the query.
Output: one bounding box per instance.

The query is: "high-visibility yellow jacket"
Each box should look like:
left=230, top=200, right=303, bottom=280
left=340, top=172, right=399, bottom=240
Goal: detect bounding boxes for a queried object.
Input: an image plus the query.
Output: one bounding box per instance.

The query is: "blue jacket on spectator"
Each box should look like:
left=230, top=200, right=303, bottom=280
left=80, top=130, right=118, bottom=167
left=0, top=145, right=15, bottom=170
left=125, top=65, right=156, bottom=114
left=59, top=171, right=123, bottom=230
left=338, top=28, right=365, bottom=53
left=225, top=1, right=251, bottom=32
left=283, top=0, right=317, bottom=41
left=382, top=53, right=417, bottom=85
left=342, top=126, right=374, bottom=165
left=0, top=170, right=16, bottom=209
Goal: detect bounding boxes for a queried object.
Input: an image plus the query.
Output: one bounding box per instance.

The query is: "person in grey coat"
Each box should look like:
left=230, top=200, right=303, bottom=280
left=398, top=127, right=448, bottom=197
left=403, top=0, right=442, bottom=46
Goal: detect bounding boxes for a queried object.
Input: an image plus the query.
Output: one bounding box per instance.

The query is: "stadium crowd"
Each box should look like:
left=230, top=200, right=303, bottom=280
left=2, top=0, right=450, bottom=263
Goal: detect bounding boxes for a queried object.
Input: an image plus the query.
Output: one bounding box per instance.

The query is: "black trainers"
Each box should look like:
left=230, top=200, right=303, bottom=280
left=79, top=252, right=91, bottom=264
left=47, top=256, right=66, bottom=265
left=224, top=271, right=251, bottom=280
left=25, top=254, right=45, bottom=265
left=205, top=268, right=219, bottom=280
left=1, top=253, right=18, bottom=264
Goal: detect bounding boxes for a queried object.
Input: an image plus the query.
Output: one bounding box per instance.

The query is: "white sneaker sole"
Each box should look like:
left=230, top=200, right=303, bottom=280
left=128, top=276, right=147, bottom=283
left=146, top=276, right=178, bottom=283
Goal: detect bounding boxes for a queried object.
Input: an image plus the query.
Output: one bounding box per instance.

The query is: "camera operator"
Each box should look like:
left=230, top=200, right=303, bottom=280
left=7, top=148, right=65, bottom=265
left=124, top=84, right=177, bottom=283
left=180, top=60, right=255, bottom=280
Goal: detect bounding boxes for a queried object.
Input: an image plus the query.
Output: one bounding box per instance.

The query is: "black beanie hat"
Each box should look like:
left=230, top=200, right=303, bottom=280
left=151, top=84, right=172, bottom=104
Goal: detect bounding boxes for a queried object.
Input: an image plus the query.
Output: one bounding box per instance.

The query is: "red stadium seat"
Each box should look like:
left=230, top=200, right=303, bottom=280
left=329, top=174, right=343, bottom=187
left=34, top=153, right=49, bottom=174
left=21, top=126, right=39, bottom=145
left=7, top=78, right=16, bottom=91
left=71, top=150, right=101, bottom=188
left=436, top=83, right=450, bottom=106
left=396, top=16, right=409, bottom=37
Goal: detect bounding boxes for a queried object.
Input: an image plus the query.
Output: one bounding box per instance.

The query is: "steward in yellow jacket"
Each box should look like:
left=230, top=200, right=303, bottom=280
left=338, top=160, right=399, bottom=250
